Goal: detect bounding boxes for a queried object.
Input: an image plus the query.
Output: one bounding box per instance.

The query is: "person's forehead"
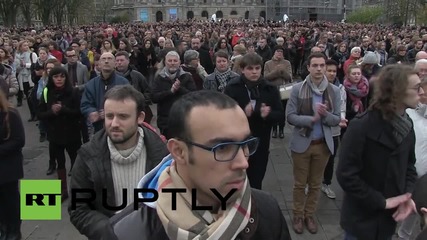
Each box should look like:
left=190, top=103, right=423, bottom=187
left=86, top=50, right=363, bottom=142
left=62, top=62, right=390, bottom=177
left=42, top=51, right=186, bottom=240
left=105, top=99, right=137, bottom=112
left=216, top=56, right=228, bottom=61
left=326, top=65, right=337, bottom=70
left=408, top=74, right=421, bottom=85
left=116, top=55, right=128, bottom=61
left=166, top=55, right=179, bottom=61
left=187, top=106, right=250, bottom=142
left=101, top=54, right=114, bottom=59
left=418, top=62, right=427, bottom=68
left=244, top=64, right=261, bottom=69
left=310, top=57, right=325, bottom=64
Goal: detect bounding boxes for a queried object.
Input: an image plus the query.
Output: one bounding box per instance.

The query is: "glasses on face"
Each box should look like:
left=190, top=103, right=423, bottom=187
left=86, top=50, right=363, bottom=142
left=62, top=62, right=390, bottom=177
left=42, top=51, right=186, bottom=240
left=67, top=54, right=76, bottom=58
left=408, top=84, right=422, bottom=93
left=180, top=137, right=260, bottom=162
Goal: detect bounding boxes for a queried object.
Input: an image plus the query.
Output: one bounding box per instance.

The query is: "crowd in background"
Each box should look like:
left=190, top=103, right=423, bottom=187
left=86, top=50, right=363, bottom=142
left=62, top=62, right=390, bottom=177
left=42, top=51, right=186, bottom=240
left=1, top=19, right=427, bottom=240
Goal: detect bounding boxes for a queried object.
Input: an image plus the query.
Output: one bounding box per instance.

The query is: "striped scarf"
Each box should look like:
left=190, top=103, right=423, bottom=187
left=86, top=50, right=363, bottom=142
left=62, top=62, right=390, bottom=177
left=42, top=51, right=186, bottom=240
left=156, top=162, right=252, bottom=240
left=297, top=76, right=335, bottom=137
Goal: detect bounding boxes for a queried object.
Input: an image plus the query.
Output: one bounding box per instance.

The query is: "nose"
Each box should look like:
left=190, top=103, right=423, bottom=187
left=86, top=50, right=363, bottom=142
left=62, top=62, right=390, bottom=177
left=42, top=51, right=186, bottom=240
left=419, top=87, right=425, bottom=96
left=111, top=116, right=120, bottom=127
left=231, top=147, right=249, bottom=170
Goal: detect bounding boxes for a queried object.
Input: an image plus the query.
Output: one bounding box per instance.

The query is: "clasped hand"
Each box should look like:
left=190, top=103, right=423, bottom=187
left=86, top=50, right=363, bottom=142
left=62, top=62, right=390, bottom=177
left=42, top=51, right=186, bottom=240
left=385, top=193, right=417, bottom=222
left=171, top=79, right=181, bottom=93
left=313, top=102, right=328, bottom=122
left=51, top=103, right=62, bottom=114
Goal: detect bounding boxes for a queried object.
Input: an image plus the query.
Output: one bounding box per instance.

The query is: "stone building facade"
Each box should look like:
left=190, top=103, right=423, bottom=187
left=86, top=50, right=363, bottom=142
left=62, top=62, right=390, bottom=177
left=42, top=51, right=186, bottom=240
left=112, top=0, right=363, bottom=22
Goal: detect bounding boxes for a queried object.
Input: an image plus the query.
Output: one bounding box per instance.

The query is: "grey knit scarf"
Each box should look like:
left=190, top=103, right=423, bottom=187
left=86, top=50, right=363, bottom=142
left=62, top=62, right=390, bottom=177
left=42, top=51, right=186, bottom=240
left=108, top=127, right=145, bottom=165
left=390, top=113, right=413, bottom=145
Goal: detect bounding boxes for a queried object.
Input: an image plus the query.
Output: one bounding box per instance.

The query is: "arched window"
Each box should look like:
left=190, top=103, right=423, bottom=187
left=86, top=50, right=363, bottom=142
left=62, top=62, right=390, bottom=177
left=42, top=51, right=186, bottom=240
left=156, top=11, right=163, bottom=22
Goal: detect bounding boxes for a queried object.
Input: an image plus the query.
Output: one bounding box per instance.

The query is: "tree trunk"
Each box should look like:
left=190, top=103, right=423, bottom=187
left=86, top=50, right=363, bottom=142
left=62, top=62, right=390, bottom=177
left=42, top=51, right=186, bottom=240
left=0, top=0, right=20, bottom=27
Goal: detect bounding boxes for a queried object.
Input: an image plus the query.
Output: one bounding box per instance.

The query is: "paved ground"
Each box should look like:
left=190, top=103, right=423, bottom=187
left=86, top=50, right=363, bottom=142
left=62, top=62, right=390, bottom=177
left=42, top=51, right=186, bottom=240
left=17, top=102, right=417, bottom=240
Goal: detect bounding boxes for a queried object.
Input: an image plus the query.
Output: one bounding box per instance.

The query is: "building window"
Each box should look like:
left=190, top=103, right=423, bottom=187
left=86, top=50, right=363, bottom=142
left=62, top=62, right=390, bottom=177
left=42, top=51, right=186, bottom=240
left=203, top=0, right=207, bottom=3
left=232, top=0, right=235, bottom=3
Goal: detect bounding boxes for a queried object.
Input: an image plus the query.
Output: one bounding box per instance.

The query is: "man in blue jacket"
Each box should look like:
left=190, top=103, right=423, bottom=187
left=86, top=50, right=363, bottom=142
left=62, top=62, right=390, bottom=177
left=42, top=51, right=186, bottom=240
left=80, top=52, right=129, bottom=133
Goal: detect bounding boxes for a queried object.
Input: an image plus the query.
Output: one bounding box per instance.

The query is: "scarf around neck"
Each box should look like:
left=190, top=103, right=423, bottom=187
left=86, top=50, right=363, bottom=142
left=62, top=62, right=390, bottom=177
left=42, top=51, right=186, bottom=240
left=214, top=68, right=231, bottom=92
left=298, top=76, right=334, bottom=137
left=156, top=161, right=252, bottom=240
left=160, top=67, right=181, bottom=80
left=343, top=77, right=369, bottom=113
left=242, top=75, right=263, bottom=100
left=390, top=113, right=413, bottom=145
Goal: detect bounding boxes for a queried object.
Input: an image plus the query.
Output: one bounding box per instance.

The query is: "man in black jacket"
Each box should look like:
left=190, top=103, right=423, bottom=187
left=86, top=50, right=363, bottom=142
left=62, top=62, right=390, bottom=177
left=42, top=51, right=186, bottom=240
left=111, top=90, right=291, bottom=240
left=68, top=85, right=169, bottom=240
left=190, top=37, right=214, bottom=74
left=337, top=64, right=422, bottom=240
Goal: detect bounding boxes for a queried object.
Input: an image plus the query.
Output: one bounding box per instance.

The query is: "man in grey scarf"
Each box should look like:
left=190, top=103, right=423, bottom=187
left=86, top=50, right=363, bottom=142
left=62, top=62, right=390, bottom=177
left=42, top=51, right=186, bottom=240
left=286, top=52, right=341, bottom=234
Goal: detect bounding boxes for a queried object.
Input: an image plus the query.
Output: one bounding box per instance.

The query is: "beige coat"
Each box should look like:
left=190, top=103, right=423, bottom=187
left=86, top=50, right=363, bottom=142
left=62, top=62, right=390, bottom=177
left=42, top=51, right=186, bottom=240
left=264, top=58, right=292, bottom=86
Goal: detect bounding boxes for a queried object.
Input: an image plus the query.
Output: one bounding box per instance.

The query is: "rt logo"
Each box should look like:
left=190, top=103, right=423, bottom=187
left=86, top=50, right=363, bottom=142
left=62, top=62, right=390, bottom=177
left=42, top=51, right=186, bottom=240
left=20, top=180, right=62, bottom=220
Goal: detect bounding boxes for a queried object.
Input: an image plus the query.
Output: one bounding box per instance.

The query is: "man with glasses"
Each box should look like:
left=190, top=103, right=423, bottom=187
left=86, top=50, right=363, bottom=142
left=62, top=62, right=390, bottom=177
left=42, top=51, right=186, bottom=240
left=111, top=90, right=291, bottom=240
left=337, top=64, right=423, bottom=240
left=63, top=47, right=88, bottom=92
left=70, top=41, right=91, bottom=70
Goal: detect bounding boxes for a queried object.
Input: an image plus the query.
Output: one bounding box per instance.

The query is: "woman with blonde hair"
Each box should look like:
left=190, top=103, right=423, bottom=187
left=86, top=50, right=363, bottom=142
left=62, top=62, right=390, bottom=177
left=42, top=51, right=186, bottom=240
left=0, top=88, right=25, bottom=240
left=14, top=40, right=37, bottom=114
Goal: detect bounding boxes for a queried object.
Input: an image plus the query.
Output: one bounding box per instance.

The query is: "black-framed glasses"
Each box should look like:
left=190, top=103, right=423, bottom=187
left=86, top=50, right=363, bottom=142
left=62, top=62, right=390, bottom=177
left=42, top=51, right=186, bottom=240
left=408, top=84, right=422, bottom=92
left=180, top=137, right=260, bottom=162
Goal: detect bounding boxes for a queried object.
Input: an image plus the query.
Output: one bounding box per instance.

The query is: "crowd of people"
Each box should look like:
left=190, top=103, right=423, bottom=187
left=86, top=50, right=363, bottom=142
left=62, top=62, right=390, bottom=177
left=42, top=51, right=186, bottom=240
left=0, top=19, right=427, bottom=240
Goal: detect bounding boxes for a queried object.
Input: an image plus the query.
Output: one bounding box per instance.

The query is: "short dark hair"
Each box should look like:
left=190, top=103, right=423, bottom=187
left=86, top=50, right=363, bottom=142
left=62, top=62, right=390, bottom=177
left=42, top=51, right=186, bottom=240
left=66, top=47, right=74, bottom=53
left=115, top=51, right=130, bottom=60
left=325, top=59, right=338, bottom=67
left=307, top=52, right=327, bottom=66
left=213, top=51, right=229, bottom=62
left=239, top=53, right=263, bottom=69
left=70, top=41, right=81, bottom=47
left=168, top=90, right=238, bottom=140
left=104, top=85, right=145, bottom=114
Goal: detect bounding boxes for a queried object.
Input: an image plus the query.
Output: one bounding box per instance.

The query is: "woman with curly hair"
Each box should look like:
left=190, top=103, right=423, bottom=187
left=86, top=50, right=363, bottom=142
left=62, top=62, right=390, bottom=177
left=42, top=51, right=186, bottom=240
left=0, top=88, right=25, bottom=240
left=337, top=64, right=424, bottom=240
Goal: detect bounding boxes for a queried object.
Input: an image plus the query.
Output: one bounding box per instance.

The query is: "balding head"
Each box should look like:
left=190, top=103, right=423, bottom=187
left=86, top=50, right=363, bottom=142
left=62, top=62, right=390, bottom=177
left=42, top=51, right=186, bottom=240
left=311, top=46, right=322, bottom=53
left=99, top=52, right=115, bottom=73
left=416, top=51, right=427, bottom=61
left=415, top=59, right=427, bottom=79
